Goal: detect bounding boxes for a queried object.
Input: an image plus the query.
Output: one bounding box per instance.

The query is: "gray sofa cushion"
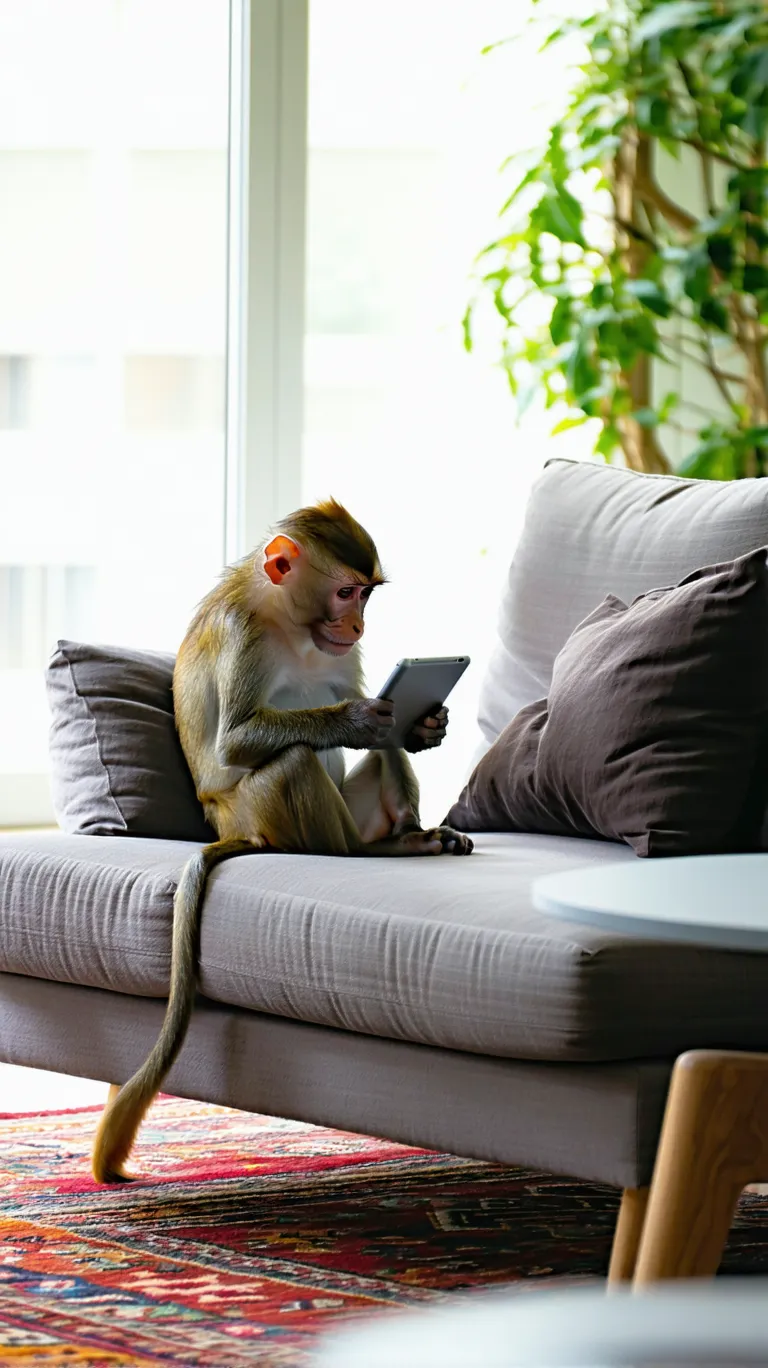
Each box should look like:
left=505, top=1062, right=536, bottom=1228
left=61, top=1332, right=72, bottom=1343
left=0, top=831, right=196, bottom=994
left=46, top=640, right=215, bottom=842
left=480, top=458, right=768, bottom=745
left=4, top=831, right=768, bottom=1065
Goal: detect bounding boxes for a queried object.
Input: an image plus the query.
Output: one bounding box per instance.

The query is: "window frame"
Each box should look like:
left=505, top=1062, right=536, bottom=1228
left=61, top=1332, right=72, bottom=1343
left=225, top=0, right=309, bottom=563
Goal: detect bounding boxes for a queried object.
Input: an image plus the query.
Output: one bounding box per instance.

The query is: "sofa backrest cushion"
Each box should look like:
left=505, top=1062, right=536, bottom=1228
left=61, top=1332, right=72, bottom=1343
left=46, top=640, right=215, bottom=841
left=479, top=458, right=768, bottom=745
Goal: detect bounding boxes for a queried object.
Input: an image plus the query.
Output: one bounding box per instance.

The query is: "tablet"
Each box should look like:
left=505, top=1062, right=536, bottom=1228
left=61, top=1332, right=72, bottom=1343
left=377, top=656, right=470, bottom=748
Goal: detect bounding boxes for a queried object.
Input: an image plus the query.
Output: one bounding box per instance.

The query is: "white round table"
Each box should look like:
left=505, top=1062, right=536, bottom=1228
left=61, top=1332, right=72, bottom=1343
left=533, top=852, right=768, bottom=950
left=314, top=1282, right=768, bottom=1367
left=532, top=852, right=768, bottom=1285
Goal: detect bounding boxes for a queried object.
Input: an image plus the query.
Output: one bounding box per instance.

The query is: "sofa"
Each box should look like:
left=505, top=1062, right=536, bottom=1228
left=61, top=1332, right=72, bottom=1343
left=3, top=457, right=768, bottom=1279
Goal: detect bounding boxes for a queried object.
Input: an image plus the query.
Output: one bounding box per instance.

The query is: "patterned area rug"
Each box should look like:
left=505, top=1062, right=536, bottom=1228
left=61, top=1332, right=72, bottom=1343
left=0, top=1097, right=767, bottom=1366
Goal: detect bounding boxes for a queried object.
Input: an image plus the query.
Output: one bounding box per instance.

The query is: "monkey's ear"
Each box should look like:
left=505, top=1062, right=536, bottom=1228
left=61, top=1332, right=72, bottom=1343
left=264, top=535, right=301, bottom=585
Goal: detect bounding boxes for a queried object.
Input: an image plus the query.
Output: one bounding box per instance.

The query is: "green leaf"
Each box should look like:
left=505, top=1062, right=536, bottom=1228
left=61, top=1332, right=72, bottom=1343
left=551, top=414, right=589, bottom=435
left=742, top=104, right=768, bottom=141
left=747, top=222, right=768, bottom=251
left=682, top=248, right=711, bottom=303
left=678, top=444, right=738, bottom=480
left=625, top=278, right=673, bottom=318
left=660, top=245, right=690, bottom=267
left=633, top=1, right=710, bottom=45
left=610, top=387, right=633, bottom=418
left=752, top=49, right=768, bottom=88
left=743, top=265, right=768, bottom=294
left=711, top=14, right=758, bottom=51
left=594, top=424, right=621, bottom=458
left=699, top=297, right=730, bottom=332
left=621, top=312, right=663, bottom=358
left=635, top=94, right=669, bottom=133
left=532, top=190, right=586, bottom=248
left=729, top=167, right=768, bottom=197
left=515, top=380, right=539, bottom=418
left=579, top=383, right=613, bottom=418
left=549, top=297, right=571, bottom=346
left=480, top=37, right=514, bottom=56
left=567, top=336, right=599, bottom=399
left=706, top=235, right=735, bottom=273
left=571, top=135, right=621, bottom=169
left=500, top=164, right=544, bottom=214
left=538, top=25, right=564, bottom=52
left=461, top=305, right=473, bottom=354
left=658, top=135, right=682, bottom=160
left=731, top=48, right=768, bottom=99
left=633, top=407, right=660, bottom=428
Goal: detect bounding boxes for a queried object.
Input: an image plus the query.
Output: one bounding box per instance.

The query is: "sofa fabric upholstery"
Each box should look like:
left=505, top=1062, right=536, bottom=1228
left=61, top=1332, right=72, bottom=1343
left=0, top=972, right=672, bottom=1188
left=480, top=459, right=768, bottom=745
left=47, top=640, right=215, bottom=842
left=9, top=460, right=768, bottom=1198
left=450, top=550, right=768, bottom=856
left=0, top=832, right=196, bottom=995
left=4, top=831, right=768, bottom=1065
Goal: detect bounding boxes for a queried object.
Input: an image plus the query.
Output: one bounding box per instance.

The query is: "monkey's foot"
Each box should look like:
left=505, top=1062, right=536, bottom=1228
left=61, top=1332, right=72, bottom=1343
left=365, top=828, right=473, bottom=856
left=423, top=826, right=473, bottom=855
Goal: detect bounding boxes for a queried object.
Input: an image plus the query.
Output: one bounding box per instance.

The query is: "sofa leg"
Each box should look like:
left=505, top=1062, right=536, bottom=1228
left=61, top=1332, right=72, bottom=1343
left=607, top=1187, right=649, bottom=1283
left=634, top=1050, right=768, bottom=1284
left=107, top=1084, right=120, bottom=1104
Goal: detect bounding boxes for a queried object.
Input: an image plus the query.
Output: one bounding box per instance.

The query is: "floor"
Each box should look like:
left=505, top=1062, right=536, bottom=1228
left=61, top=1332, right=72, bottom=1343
left=0, top=1063, right=109, bottom=1113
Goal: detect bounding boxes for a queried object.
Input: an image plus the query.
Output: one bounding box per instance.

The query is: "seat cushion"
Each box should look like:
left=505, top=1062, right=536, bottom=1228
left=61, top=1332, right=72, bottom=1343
left=4, top=831, right=768, bottom=1064
left=0, top=831, right=197, bottom=996
left=480, top=458, right=768, bottom=746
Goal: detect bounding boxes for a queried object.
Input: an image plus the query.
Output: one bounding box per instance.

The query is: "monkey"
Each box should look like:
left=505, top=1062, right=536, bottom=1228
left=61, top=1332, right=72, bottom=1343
left=92, top=499, right=473, bottom=1183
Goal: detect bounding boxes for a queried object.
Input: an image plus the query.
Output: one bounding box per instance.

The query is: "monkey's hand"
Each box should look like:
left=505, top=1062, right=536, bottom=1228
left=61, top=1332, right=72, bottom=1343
left=341, top=697, right=396, bottom=749
left=404, top=705, right=448, bottom=754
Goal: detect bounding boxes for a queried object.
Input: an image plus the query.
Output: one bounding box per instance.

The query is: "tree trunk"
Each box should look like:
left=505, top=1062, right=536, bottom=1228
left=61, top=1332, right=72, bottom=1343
left=613, top=128, right=671, bottom=474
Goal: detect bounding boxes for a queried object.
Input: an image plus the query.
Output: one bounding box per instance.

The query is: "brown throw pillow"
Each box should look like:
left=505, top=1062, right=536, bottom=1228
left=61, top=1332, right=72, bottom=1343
left=447, top=549, right=768, bottom=857
left=47, top=640, right=216, bottom=842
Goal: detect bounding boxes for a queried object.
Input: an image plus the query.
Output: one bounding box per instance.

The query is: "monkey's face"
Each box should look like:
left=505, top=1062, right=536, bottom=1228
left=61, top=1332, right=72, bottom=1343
left=262, top=532, right=377, bottom=656
left=308, top=578, right=375, bottom=656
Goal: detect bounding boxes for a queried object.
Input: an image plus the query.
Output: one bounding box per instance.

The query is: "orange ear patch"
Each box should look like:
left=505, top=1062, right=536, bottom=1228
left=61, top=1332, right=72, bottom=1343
left=264, top=534, right=300, bottom=585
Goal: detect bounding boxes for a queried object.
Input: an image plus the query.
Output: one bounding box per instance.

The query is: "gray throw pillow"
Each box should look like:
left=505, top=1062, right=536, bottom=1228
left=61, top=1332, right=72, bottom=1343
left=447, top=549, right=768, bottom=857
left=47, top=640, right=215, bottom=841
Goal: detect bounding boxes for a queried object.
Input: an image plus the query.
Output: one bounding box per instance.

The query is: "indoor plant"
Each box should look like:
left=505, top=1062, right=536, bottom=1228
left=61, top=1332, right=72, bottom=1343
left=467, top=0, right=768, bottom=477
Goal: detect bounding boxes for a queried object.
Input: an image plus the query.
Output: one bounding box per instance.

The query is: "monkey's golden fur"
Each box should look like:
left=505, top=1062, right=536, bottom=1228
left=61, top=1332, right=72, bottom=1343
left=92, top=501, right=472, bottom=1183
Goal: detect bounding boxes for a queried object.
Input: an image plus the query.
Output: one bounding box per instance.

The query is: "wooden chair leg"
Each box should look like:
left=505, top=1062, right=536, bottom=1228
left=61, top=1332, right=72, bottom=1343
left=634, top=1050, right=768, bottom=1284
left=107, top=1083, right=120, bottom=1104
left=608, top=1187, right=649, bottom=1283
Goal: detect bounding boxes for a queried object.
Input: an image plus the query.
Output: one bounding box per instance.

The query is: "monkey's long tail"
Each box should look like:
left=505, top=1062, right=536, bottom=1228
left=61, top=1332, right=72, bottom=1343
left=91, top=837, right=257, bottom=1183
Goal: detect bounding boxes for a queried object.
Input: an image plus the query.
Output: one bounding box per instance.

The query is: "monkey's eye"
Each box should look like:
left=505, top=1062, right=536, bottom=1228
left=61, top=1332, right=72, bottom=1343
left=337, top=587, right=355, bottom=600
left=361, top=586, right=374, bottom=600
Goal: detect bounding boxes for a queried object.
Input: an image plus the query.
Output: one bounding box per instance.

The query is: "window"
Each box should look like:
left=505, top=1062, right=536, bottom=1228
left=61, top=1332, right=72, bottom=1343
left=0, top=567, right=96, bottom=672
left=1, top=0, right=591, bottom=828
left=303, top=0, right=591, bottom=818
left=0, top=0, right=230, bottom=823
